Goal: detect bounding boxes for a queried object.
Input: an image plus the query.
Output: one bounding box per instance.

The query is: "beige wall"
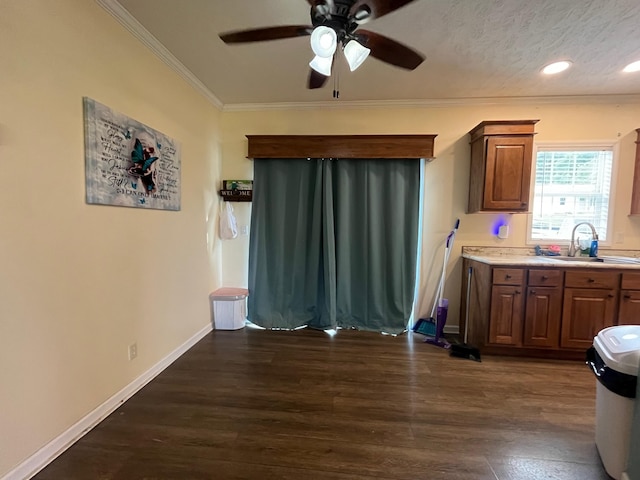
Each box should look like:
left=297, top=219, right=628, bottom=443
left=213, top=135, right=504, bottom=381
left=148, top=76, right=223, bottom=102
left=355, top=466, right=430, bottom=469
left=220, top=103, right=640, bottom=328
left=0, top=1, right=222, bottom=476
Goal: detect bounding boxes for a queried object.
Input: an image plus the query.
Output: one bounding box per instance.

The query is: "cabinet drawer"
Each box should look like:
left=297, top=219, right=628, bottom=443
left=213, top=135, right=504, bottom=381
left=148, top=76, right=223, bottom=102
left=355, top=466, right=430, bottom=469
left=492, top=268, right=524, bottom=285
left=621, top=272, right=640, bottom=290
left=528, top=269, right=563, bottom=287
left=564, top=271, right=619, bottom=289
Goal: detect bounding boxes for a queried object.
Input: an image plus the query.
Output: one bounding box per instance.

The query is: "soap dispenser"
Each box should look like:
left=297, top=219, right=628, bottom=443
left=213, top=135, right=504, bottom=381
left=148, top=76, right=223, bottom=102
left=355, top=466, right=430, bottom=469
left=589, top=235, right=599, bottom=257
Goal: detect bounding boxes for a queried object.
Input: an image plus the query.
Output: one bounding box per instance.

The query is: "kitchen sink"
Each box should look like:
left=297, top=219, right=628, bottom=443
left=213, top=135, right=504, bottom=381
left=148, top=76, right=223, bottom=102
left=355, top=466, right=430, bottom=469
left=548, top=256, right=604, bottom=262
left=599, top=256, right=640, bottom=264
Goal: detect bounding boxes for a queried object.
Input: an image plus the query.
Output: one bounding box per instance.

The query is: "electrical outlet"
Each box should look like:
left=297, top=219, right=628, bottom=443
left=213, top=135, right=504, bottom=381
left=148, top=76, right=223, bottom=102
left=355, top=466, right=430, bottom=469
left=240, top=225, right=249, bottom=236
left=128, top=342, right=138, bottom=360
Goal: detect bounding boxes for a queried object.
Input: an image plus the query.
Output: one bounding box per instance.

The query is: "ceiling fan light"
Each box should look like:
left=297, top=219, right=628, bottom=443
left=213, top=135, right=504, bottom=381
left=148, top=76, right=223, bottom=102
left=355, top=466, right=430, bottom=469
left=310, top=26, right=337, bottom=58
left=623, top=61, right=640, bottom=73
left=309, top=55, right=333, bottom=76
left=344, top=40, right=370, bottom=71
left=353, top=5, right=372, bottom=23
left=542, top=60, right=572, bottom=75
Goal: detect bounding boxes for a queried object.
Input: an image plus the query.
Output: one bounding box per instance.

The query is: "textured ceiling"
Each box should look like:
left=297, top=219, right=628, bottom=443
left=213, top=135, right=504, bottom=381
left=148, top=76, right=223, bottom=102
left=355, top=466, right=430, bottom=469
left=109, top=0, right=640, bottom=107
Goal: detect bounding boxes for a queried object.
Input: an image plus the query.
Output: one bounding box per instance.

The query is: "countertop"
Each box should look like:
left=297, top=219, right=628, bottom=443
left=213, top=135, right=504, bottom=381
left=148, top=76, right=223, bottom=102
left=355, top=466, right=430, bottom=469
left=461, top=247, right=640, bottom=269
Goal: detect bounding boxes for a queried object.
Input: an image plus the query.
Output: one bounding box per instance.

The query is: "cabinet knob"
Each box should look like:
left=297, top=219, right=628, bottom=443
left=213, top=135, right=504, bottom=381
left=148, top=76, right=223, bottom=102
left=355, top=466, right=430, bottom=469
left=608, top=294, right=614, bottom=298
left=530, top=289, right=536, bottom=295
left=624, top=295, right=631, bottom=299
left=515, top=290, right=521, bottom=295
left=505, top=274, right=512, bottom=279
left=542, top=276, right=548, bottom=280
left=588, top=278, right=595, bottom=283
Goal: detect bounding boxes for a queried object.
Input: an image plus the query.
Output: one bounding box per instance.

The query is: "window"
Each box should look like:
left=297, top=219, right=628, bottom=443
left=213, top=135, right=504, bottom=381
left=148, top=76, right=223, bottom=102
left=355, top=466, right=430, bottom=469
left=529, top=144, right=614, bottom=243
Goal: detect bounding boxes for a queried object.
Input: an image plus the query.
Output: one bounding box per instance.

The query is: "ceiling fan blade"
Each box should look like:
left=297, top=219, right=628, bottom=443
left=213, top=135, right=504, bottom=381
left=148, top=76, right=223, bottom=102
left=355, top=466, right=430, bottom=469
left=220, top=25, right=313, bottom=44
left=356, top=29, right=425, bottom=70
left=349, top=0, right=416, bottom=23
left=308, top=69, right=329, bottom=89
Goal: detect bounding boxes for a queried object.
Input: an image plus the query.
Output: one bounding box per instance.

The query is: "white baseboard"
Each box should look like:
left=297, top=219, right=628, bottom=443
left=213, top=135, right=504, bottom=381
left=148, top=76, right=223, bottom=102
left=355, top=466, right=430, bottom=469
left=2, top=323, right=212, bottom=480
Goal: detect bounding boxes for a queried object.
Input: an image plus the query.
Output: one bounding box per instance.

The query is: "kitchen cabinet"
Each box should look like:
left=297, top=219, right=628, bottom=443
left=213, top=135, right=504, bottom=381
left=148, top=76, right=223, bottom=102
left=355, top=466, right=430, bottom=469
left=560, top=271, right=618, bottom=349
left=618, top=272, right=640, bottom=325
left=523, top=269, right=563, bottom=348
left=460, top=258, right=627, bottom=359
left=467, top=120, right=539, bottom=213
left=488, top=269, right=524, bottom=346
left=486, top=268, right=563, bottom=349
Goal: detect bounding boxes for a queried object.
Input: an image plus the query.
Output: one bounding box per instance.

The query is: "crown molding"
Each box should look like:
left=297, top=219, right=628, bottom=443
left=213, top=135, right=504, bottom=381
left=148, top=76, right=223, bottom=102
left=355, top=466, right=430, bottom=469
left=95, top=0, right=223, bottom=110
left=222, top=94, right=640, bottom=112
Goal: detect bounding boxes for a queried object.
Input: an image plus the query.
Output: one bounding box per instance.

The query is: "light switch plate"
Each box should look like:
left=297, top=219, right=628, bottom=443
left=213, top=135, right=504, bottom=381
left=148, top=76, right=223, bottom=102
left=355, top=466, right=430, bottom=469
left=498, top=225, right=509, bottom=239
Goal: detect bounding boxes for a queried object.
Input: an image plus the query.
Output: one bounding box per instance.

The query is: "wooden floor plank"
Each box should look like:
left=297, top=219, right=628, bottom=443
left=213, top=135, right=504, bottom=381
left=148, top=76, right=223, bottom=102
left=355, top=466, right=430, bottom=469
left=33, top=328, right=609, bottom=479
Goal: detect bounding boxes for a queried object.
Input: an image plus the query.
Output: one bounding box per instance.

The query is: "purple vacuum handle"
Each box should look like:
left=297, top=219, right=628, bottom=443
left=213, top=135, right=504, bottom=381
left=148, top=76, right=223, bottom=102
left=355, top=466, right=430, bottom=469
left=445, top=219, right=460, bottom=247
left=445, top=232, right=454, bottom=248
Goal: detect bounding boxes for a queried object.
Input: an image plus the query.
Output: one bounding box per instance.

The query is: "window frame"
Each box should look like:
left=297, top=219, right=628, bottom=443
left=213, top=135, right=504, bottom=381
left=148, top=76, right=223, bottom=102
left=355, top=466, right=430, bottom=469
left=526, top=141, right=618, bottom=247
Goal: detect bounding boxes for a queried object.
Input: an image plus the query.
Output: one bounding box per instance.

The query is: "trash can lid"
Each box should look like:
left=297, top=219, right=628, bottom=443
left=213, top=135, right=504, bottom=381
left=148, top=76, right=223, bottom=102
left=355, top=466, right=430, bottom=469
left=210, top=287, right=248, bottom=300
left=594, top=325, right=640, bottom=376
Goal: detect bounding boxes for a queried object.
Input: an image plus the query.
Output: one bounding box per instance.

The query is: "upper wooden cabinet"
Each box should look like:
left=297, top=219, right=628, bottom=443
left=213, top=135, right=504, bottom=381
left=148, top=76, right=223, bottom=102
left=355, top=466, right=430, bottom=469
left=467, top=120, right=539, bottom=213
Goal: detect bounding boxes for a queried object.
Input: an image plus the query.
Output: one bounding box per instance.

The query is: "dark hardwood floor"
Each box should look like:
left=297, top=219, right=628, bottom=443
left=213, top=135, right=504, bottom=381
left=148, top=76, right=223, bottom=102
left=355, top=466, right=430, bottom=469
left=34, top=327, right=610, bottom=479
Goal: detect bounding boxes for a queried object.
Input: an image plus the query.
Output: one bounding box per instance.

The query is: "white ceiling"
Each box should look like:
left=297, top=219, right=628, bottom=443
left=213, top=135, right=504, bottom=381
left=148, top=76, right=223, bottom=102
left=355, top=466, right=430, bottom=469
left=107, top=0, right=640, bottom=107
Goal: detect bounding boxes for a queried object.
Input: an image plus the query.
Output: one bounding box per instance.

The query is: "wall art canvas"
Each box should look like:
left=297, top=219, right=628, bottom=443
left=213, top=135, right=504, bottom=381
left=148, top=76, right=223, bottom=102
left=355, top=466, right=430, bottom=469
left=83, top=97, right=181, bottom=210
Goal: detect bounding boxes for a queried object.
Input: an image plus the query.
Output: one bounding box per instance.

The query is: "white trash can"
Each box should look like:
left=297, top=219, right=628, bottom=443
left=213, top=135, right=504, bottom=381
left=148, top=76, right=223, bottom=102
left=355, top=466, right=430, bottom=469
left=587, top=325, right=640, bottom=480
left=209, top=287, right=248, bottom=330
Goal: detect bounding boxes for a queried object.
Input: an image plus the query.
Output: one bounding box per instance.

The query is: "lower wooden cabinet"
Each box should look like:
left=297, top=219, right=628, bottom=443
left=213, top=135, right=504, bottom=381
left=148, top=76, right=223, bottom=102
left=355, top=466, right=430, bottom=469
left=619, top=272, right=640, bottom=325
left=523, top=269, right=563, bottom=348
left=488, top=268, right=524, bottom=346
left=461, top=258, right=627, bottom=358
left=560, top=270, right=618, bottom=349
left=619, top=291, right=640, bottom=325
left=560, top=288, right=616, bottom=349
left=524, top=286, right=563, bottom=348
left=489, top=285, right=524, bottom=346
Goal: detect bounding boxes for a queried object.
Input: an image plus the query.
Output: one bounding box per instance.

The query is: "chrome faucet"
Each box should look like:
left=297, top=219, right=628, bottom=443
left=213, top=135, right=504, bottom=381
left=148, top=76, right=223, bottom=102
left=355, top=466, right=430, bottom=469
left=568, top=222, right=598, bottom=257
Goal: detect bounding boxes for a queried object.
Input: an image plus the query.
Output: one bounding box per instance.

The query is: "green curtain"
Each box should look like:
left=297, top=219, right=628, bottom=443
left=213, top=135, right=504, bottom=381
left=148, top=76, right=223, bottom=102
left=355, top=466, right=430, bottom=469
left=248, top=158, right=420, bottom=334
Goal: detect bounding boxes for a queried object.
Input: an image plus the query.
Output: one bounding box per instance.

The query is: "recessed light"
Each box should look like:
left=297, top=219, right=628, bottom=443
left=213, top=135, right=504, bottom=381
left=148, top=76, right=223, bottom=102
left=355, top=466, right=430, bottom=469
left=623, top=61, right=640, bottom=73
left=542, top=61, right=572, bottom=74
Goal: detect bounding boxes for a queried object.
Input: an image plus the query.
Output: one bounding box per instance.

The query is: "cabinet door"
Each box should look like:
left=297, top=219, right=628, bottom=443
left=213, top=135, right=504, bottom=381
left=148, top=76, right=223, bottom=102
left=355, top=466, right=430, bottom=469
left=618, top=290, right=640, bottom=325
left=489, top=285, right=524, bottom=346
left=523, top=286, right=562, bottom=348
left=483, top=136, right=533, bottom=211
left=561, top=288, right=616, bottom=349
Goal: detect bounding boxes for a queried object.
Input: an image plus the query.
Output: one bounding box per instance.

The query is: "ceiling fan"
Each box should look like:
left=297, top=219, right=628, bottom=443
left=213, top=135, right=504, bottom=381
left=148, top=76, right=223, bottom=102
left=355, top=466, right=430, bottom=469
left=219, top=0, right=425, bottom=90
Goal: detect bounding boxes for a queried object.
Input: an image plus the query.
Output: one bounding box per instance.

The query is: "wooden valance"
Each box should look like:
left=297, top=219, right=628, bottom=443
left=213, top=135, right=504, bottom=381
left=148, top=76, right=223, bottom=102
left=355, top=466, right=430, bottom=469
left=246, top=135, right=436, bottom=160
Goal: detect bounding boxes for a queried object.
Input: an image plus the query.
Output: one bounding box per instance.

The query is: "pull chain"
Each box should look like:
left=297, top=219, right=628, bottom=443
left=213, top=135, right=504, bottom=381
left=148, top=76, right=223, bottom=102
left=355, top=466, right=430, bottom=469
left=332, top=53, right=340, bottom=99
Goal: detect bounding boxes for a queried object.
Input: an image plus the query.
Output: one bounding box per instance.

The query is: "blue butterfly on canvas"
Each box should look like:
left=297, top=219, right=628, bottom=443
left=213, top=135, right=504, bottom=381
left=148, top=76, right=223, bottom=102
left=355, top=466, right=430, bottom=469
left=128, top=138, right=159, bottom=194
left=131, top=138, right=158, bottom=171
